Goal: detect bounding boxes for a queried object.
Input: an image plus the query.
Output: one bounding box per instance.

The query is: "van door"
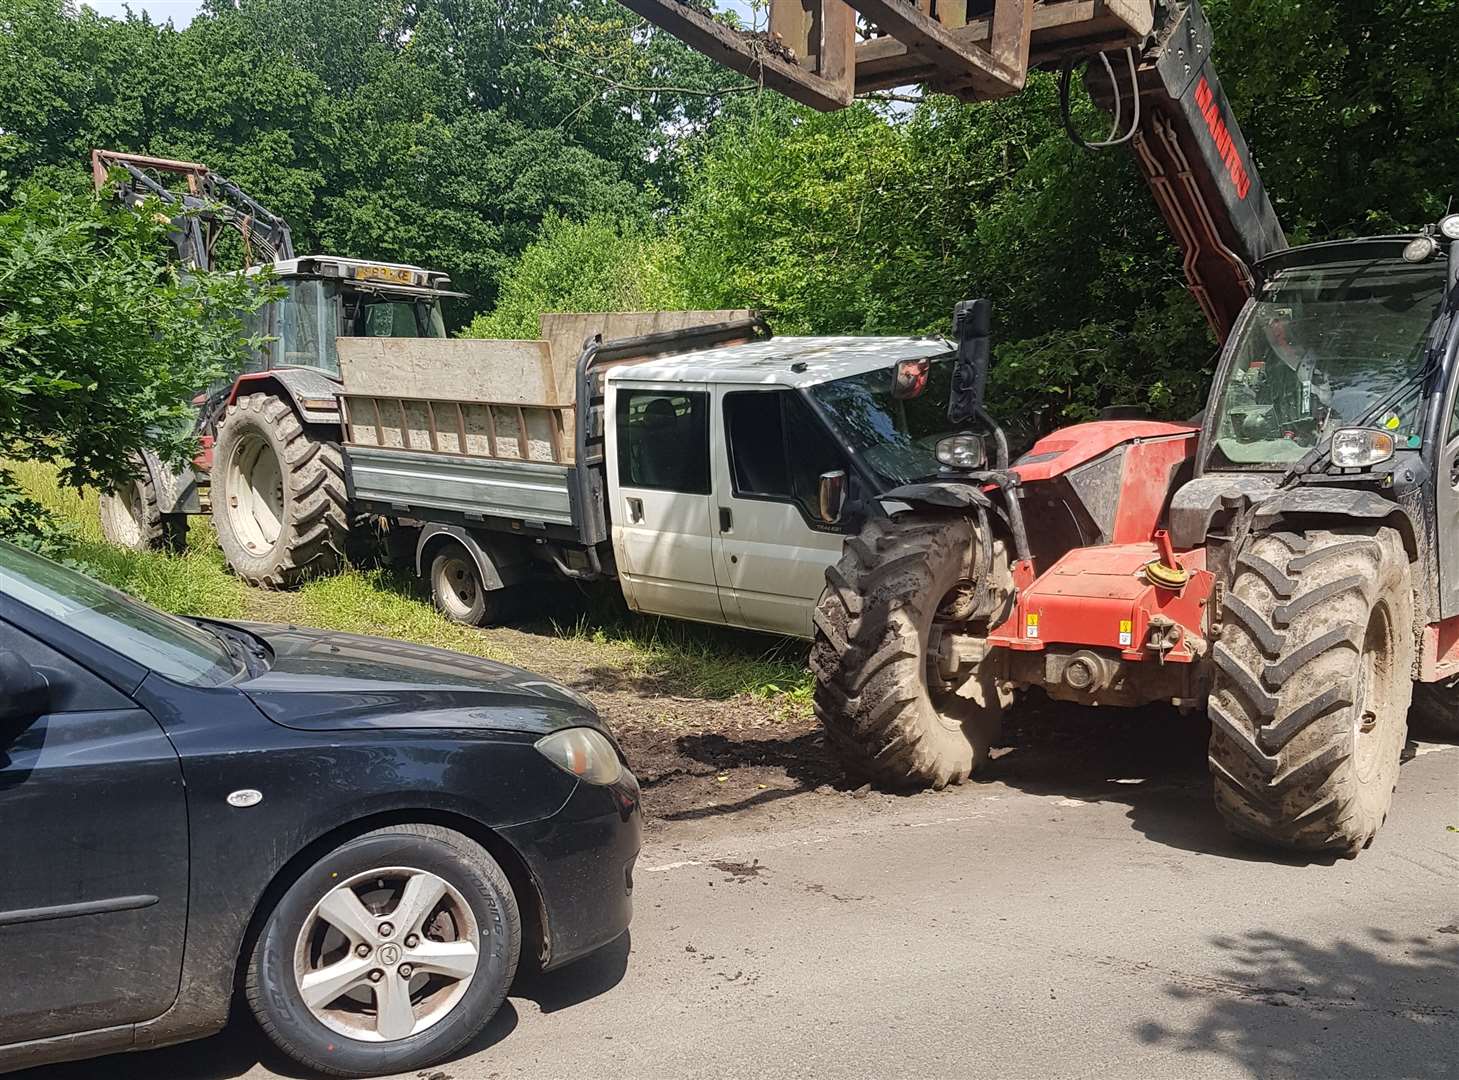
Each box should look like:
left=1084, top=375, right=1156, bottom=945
left=607, top=384, right=725, bottom=625
left=712, top=386, right=850, bottom=638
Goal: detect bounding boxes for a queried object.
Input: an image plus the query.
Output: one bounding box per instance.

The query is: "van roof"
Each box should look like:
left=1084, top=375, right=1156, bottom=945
left=609, top=335, right=952, bottom=389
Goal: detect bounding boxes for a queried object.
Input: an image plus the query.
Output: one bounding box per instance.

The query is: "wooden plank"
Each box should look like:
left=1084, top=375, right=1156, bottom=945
left=424, top=400, right=441, bottom=452
left=515, top=407, right=530, bottom=459
left=548, top=413, right=566, bottom=464
left=371, top=397, right=385, bottom=448
left=819, top=0, right=856, bottom=97
left=336, top=338, right=565, bottom=408
left=854, top=0, right=1146, bottom=90
left=987, top=0, right=1035, bottom=85
left=847, top=0, right=1023, bottom=96
left=618, top=0, right=853, bottom=110
left=769, top=0, right=815, bottom=67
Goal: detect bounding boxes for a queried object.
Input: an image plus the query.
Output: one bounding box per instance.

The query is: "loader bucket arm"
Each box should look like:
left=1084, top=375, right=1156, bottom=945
left=91, top=149, right=295, bottom=271
left=619, top=0, right=1285, bottom=340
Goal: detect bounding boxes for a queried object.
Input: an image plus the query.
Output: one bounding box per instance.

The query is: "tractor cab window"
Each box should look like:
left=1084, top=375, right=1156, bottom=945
left=275, top=278, right=339, bottom=377
left=1211, top=253, right=1447, bottom=468
left=345, top=294, right=447, bottom=340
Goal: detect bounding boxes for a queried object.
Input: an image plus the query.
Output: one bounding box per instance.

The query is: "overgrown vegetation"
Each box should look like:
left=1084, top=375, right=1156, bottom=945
left=0, top=175, right=270, bottom=549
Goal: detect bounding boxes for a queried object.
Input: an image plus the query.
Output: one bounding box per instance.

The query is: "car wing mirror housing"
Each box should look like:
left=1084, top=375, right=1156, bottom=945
left=0, top=650, right=49, bottom=733
left=818, top=470, right=847, bottom=525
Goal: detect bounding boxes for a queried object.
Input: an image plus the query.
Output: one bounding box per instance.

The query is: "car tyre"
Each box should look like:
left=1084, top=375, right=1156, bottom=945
left=246, top=824, right=521, bottom=1078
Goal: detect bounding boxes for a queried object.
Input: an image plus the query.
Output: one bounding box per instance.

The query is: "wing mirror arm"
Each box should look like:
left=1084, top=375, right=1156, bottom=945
left=818, top=470, right=847, bottom=525
left=0, top=650, right=49, bottom=739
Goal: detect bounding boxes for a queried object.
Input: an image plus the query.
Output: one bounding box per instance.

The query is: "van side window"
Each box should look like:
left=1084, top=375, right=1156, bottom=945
left=725, top=390, right=845, bottom=524
left=617, top=390, right=711, bottom=494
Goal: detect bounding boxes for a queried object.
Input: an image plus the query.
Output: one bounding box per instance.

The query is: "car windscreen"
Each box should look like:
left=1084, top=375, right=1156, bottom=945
left=0, top=542, right=241, bottom=686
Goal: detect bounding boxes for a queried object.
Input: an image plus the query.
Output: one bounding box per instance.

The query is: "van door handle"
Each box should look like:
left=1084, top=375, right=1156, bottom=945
left=719, top=507, right=732, bottom=532
left=627, top=497, right=644, bottom=523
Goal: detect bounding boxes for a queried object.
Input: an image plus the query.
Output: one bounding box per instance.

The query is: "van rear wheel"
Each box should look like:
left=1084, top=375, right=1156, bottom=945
left=429, top=542, right=514, bottom=627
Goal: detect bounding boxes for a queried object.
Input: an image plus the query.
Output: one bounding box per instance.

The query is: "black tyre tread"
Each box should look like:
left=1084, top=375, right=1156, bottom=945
left=245, top=823, right=520, bottom=1079
left=811, top=513, right=1002, bottom=790
left=212, top=393, right=349, bottom=589
left=1208, top=527, right=1413, bottom=853
left=99, top=469, right=188, bottom=552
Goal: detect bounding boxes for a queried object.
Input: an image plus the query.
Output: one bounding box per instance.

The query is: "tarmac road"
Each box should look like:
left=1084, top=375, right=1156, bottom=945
left=20, top=732, right=1458, bottom=1080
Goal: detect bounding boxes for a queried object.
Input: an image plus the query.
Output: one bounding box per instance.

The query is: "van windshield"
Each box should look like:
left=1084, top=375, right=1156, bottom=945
left=808, top=355, right=959, bottom=486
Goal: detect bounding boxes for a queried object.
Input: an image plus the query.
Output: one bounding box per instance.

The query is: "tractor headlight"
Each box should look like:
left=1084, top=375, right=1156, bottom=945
left=535, top=727, right=623, bottom=785
left=1403, top=236, right=1439, bottom=262
left=1330, top=428, right=1396, bottom=469
left=1440, top=214, right=1459, bottom=241
left=936, top=433, right=986, bottom=471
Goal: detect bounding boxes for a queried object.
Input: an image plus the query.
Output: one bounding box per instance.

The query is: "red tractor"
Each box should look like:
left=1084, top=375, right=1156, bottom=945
left=627, top=0, right=1457, bottom=852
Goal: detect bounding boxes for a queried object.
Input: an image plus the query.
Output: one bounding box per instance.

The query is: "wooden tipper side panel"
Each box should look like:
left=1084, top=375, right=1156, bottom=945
left=337, top=338, right=571, bottom=464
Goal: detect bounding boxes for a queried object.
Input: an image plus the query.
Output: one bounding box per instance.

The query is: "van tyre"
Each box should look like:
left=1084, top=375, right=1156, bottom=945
left=246, top=824, right=520, bottom=1079
left=1208, top=527, right=1414, bottom=854
left=99, top=465, right=188, bottom=552
left=430, top=542, right=514, bottom=627
left=1410, top=680, right=1458, bottom=741
left=213, top=393, right=349, bottom=588
left=811, top=513, right=1007, bottom=790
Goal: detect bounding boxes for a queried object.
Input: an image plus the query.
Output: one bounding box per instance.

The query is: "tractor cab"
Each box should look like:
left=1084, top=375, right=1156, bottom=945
left=238, top=256, right=463, bottom=381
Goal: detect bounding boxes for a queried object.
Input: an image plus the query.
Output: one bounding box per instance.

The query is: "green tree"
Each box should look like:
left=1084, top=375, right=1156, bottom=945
left=0, top=175, right=269, bottom=548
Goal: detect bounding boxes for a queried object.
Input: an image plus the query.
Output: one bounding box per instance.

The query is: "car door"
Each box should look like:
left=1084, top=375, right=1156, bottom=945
left=0, top=618, right=189, bottom=1045
left=713, top=386, right=851, bottom=638
left=607, top=384, right=726, bottom=625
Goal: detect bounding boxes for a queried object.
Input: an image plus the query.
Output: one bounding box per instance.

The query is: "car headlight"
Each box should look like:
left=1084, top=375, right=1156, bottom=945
left=936, top=433, right=986, bottom=470
left=1331, top=428, right=1396, bottom=468
left=535, top=727, right=623, bottom=785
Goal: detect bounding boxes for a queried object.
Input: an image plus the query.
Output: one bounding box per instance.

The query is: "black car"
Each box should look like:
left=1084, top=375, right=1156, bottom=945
left=0, top=542, right=640, bottom=1077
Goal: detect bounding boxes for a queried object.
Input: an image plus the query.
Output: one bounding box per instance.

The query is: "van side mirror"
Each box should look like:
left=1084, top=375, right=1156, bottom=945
left=0, top=650, right=48, bottom=736
left=818, top=470, right=847, bottom=525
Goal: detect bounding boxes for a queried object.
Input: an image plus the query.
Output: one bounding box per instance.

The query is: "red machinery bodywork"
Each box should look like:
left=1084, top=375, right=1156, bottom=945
left=987, top=420, right=1214, bottom=671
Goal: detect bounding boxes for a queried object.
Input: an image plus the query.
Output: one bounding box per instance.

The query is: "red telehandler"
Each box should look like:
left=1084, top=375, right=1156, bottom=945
left=624, top=0, right=1458, bottom=854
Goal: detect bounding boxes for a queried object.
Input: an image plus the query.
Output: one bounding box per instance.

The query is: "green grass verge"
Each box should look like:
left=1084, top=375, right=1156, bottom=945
left=8, top=460, right=813, bottom=710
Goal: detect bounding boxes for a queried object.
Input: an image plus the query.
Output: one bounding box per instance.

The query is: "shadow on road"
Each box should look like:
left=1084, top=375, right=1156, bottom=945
left=16, top=935, right=632, bottom=1080
left=988, top=693, right=1440, bottom=865
left=1134, top=928, right=1459, bottom=1079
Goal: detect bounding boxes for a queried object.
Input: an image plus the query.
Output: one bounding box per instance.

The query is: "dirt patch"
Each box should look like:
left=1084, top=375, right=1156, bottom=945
left=607, top=697, right=842, bottom=825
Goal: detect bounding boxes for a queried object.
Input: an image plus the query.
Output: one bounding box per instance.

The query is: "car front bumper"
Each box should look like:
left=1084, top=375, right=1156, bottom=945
left=500, top=765, right=642, bottom=970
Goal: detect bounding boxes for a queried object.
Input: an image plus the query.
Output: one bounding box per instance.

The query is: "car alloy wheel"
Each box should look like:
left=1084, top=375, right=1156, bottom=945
left=293, top=866, right=480, bottom=1042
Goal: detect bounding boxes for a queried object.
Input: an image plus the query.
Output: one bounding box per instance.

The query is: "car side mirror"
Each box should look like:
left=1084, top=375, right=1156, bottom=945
left=0, top=650, right=49, bottom=736
left=818, top=470, right=847, bottom=525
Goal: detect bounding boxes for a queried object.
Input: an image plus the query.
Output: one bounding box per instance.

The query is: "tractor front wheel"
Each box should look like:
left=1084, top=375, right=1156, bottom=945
left=212, top=394, right=349, bottom=589
left=811, top=514, right=1008, bottom=789
left=1208, top=527, right=1413, bottom=854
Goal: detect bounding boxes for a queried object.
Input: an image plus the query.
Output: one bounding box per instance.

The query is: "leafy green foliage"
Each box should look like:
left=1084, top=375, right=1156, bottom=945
left=463, top=213, right=683, bottom=339
left=0, top=175, right=269, bottom=543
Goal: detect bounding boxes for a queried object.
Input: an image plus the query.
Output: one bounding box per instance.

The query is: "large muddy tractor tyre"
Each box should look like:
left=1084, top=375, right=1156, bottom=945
left=212, top=393, right=349, bottom=589
left=811, top=514, right=1006, bottom=790
left=1208, top=527, right=1414, bottom=854
left=1410, top=680, right=1459, bottom=742
left=99, top=467, right=188, bottom=553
